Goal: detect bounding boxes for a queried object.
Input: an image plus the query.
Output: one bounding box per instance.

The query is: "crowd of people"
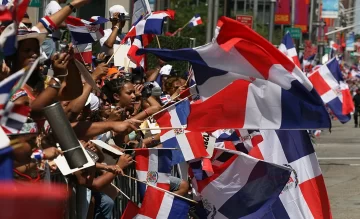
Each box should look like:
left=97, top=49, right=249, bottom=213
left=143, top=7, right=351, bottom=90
left=0, top=0, right=194, bottom=218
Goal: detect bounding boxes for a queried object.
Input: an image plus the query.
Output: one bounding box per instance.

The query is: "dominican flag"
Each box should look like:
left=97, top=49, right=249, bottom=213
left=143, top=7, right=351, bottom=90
left=135, top=149, right=172, bottom=198
left=191, top=149, right=291, bottom=219
left=128, top=34, right=153, bottom=67
left=123, top=9, right=175, bottom=42
left=73, top=43, right=92, bottom=64
left=154, top=100, right=209, bottom=165
left=135, top=186, right=190, bottom=219
left=65, top=16, right=106, bottom=45
left=308, top=58, right=354, bottom=123
left=89, top=16, right=109, bottom=25
left=303, top=54, right=316, bottom=73
left=0, top=146, right=13, bottom=180
left=213, top=129, right=263, bottom=154
left=248, top=130, right=332, bottom=219
left=0, top=0, right=30, bottom=56
left=121, top=201, right=139, bottom=219
left=138, top=16, right=331, bottom=131
left=329, top=41, right=339, bottom=59
left=0, top=6, right=11, bottom=21
left=278, top=32, right=301, bottom=68
left=188, top=14, right=203, bottom=27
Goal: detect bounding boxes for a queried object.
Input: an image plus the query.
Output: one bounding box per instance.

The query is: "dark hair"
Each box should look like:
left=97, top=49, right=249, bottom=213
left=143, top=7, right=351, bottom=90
left=101, top=78, right=132, bottom=104
left=23, top=13, right=29, bottom=19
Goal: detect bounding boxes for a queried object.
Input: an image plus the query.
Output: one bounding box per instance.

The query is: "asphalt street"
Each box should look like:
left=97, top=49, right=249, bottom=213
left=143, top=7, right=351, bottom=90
left=316, top=119, right=360, bottom=219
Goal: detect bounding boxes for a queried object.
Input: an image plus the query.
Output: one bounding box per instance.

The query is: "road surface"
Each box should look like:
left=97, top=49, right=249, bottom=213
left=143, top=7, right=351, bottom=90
left=316, top=119, right=360, bottom=219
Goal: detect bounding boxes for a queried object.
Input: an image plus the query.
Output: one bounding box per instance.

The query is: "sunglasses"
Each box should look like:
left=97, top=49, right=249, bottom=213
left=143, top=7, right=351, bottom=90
left=23, top=23, right=32, bottom=28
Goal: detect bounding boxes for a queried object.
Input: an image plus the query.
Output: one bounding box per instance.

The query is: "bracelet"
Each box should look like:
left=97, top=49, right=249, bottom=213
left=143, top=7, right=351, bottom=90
left=48, top=82, right=61, bottom=90
left=67, top=3, right=76, bottom=13
left=144, top=109, right=149, bottom=117
left=113, top=26, right=119, bottom=30
left=52, top=77, right=62, bottom=86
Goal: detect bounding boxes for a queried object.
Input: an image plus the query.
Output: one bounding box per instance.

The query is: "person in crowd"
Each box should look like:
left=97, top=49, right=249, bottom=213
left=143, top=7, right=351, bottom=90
left=99, top=5, right=131, bottom=58
left=353, top=89, right=360, bottom=128
left=42, top=0, right=68, bottom=58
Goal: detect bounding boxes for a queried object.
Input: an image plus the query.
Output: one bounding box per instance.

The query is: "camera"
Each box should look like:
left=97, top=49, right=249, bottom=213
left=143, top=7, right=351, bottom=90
left=141, top=82, right=162, bottom=99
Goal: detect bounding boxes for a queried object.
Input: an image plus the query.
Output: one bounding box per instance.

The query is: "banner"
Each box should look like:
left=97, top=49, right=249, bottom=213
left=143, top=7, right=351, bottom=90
left=346, top=32, right=355, bottom=51
left=275, top=0, right=290, bottom=25
left=322, top=0, right=339, bottom=18
left=295, top=0, right=309, bottom=33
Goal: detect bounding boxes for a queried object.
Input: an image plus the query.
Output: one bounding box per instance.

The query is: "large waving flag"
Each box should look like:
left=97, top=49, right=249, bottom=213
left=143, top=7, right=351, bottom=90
left=248, top=130, right=332, bottom=219
left=135, top=149, right=172, bottom=198
left=192, top=149, right=291, bottom=219
left=279, top=32, right=301, bottom=68
left=135, top=186, right=190, bottom=218
left=188, top=14, right=203, bottom=27
left=308, top=58, right=353, bottom=123
left=139, top=16, right=331, bottom=131
left=123, top=9, right=175, bottom=42
left=65, top=16, right=107, bottom=45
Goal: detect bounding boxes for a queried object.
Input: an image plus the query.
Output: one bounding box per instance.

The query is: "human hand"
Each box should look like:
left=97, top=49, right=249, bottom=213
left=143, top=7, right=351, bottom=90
left=111, top=119, right=142, bottom=134
left=97, top=52, right=106, bottom=62
left=0, top=61, right=10, bottom=81
left=52, top=52, right=70, bottom=76
left=105, top=164, right=124, bottom=175
left=71, top=0, right=91, bottom=9
left=92, top=63, right=108, bottom=80
left=134, top=84, right=144, bottom=97
left=116, top=154, right=133, bottom=169
left=108, top=107, right=125, bottom=121
left=43, top=147, right=63, bottom=160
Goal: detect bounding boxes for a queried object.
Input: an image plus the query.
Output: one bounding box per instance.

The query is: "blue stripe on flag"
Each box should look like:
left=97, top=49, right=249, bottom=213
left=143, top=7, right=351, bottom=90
left=218, top=160, right=290, bottom=218
left=162, top=137, right=185, bottom=166
left=275, top=130, right=314, bottom=163
left=175, top=100, right=190, bottom=126
left=326, top=58, right=344, bottom=82
left=280, top=82, right=331, bottom=129
left=0, top=147, right=13, bottom=180
left=327, top=97, right=351, bottom=123
left=282, top=32, right=295, bottom=49
left=143, top=18, right=164, bottom=35
left=167, top=196, right=190, bottom=218
left=70, top=31, right=96, bottom=45
left=157, top=149, right=172, bottom=173
left=262, top=198, right=291, bottom=219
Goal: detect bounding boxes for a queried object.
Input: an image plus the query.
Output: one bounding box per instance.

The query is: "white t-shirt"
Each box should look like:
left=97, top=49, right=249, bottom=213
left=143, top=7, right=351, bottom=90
left=99, top=29, right=131, bottom=56
left=44, top=0, right=62, bottom=40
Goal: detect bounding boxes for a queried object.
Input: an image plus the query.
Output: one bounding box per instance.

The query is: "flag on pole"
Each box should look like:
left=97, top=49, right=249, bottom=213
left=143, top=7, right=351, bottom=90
left=191, top=149, right=291, bottom=219
left=188, top=14, right=203, bottom=27
left=65, top=16, right=106, bottom=45
left=308, top=58, right=353, bottom=123
left=135, top=186, right=190, bottom=219
left=154, top=100, right=209, bottom=165
left=135, top=149, right=172, bottom=198
left=138, top=16, right=331, bottom=131
left=279, top=32, right=301, bottom=68
left=248, top=130, right=332, bottom=219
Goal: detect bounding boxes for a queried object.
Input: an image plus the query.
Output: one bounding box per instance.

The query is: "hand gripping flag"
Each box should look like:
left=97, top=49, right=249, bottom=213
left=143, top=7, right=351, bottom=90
left=135, top=149, right=172, bottom=198
left=278, top=32, right=301, bottom=68
left=138, top=16, right=331, bottom=131
left=308, top=58, right=353, bottom=123
left=191, top=149, right=291, bottom=219
left=188, top=14, right=203, bottom=27
left=248, top=130, right=332, bottom=219
left=154, top=100, right=209, bottom=165
left=134, top=186, right=190, bottom=219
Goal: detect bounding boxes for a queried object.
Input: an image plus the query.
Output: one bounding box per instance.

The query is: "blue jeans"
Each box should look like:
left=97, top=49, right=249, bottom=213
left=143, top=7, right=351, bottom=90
left=41, top=38, right=56, bottom=58
left=93, top=192, right=115, bottom=219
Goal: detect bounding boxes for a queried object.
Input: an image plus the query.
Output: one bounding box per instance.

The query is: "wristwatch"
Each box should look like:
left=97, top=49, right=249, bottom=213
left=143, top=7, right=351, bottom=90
left=67, top=3, right=76, bottom=13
